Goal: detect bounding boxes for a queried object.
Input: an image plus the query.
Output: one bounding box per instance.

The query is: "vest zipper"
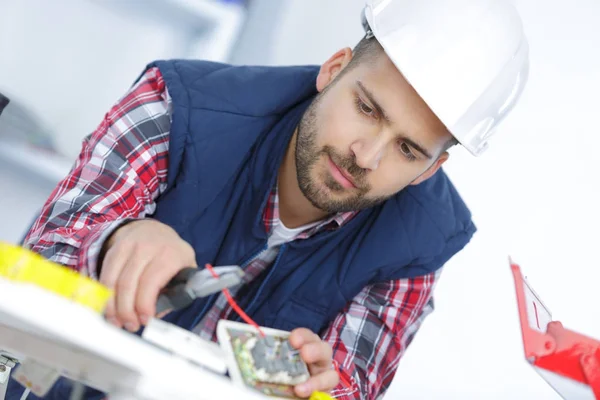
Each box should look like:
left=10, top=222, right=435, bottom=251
left=190, top=243, right=268, bottom=329
left=241, top=244, right=269, bottom=268
left=235, top=243, right=287, bottom=322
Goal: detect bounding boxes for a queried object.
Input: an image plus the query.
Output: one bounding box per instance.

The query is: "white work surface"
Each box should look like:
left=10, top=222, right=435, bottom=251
left=0, top=277, right=265, bottom=400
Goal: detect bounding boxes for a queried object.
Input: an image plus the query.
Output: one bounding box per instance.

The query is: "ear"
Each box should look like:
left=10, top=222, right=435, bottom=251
left=316, top=47, right=353, bottom=92
left=410, top=152, right=450, bottom=186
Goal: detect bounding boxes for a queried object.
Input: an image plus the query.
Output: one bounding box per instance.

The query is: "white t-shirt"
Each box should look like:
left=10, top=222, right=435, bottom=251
left=267, top=219, right=321, bottom=248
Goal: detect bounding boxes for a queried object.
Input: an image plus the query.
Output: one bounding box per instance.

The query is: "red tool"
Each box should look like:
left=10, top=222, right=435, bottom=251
left=511, top=260, right=600, bottom=399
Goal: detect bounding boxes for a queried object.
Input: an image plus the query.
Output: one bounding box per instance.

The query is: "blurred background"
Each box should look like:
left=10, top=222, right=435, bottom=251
left=0, top=0, right=599, bottom=398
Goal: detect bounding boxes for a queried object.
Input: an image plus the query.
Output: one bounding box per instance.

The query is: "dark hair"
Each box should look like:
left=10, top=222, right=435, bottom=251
left=329, top=34, right=384, bottom=86
left=443, top=137, right=460, bottom=152
left=348, top=34, right=385, bottom=70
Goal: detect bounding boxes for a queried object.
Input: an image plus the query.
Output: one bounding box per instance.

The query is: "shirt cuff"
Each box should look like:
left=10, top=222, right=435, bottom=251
left=78, top=219, right=137, bottom=280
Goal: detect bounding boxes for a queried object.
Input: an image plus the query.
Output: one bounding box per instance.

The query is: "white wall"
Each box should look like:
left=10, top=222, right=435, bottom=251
left=268, top=0, right=366, bottom=66
left=0, top=0, right=242, bottom=160
left=0, top=0, right=171, bottom=159
left=0, top=0, right=243, bottom=241
left=236, top=0, right=600, bottom=399
left=0, top=160, right=57, bottom=244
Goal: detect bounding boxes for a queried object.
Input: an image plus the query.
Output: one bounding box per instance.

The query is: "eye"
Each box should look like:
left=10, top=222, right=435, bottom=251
left=399, top=142, right=417, bottom=161
left=355, top=97, right=377, bottom=119
left=359, top=101, right=374, bottom=115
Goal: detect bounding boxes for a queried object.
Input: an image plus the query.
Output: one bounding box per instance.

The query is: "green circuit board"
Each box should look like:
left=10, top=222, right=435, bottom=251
left=227, top=327, right=310, bottom=398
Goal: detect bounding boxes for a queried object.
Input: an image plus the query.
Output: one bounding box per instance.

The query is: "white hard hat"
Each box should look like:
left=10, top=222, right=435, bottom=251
left=362, top=0, right=530, bottom=156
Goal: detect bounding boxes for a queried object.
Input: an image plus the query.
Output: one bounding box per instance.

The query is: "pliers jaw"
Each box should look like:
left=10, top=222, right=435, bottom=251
left=156, top=265, right=244, bottom=314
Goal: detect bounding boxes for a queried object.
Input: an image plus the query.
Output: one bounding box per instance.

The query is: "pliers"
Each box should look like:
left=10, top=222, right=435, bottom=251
left=156, top=265, right=244, bottom=314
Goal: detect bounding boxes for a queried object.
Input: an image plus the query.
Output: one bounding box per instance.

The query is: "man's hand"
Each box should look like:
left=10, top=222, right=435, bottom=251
left=99, top=219, right=197, bottom=332
left=289, top=328, right=339, bottom=398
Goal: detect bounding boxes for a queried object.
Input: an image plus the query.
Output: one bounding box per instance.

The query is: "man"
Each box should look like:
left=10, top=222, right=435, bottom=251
left=6, top=0, right=529, bottom=399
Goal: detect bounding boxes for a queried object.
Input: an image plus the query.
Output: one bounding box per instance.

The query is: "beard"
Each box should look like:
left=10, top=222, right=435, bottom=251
left=295, top=94, right=392, bottom=213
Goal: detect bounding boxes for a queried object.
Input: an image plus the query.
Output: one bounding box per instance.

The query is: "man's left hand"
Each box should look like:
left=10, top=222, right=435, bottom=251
left=289, top=328, right=340, bottom=398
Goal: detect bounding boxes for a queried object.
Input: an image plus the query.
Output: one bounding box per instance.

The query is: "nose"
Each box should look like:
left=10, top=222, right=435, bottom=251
left=350, top=134, right=386, bottom=171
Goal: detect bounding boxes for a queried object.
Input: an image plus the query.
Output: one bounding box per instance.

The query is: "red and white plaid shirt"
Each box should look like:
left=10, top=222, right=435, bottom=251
left=24, top=67, right=440, bottom=400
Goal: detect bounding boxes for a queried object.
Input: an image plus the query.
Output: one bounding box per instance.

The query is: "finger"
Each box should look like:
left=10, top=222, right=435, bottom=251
left=100, top=243, right=133, bottom=327
left=294, top=370, right=339, bottom=398
left=289, top=328, right=320, bottom=349
left=136, top=254, right=194, bottom=321
left=115, top=249, right=153, bottom=332
left=299, top=341, right=333, bottom=367
left=104, top=297, right=120, bottom=328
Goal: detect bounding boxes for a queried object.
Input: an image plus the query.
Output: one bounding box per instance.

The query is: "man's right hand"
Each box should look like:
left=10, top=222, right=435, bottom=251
left=99, top=219, right=197, bottom=332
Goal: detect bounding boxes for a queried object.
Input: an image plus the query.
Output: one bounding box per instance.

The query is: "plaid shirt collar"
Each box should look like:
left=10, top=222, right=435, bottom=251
left=263, top=184, right=357, bottom=239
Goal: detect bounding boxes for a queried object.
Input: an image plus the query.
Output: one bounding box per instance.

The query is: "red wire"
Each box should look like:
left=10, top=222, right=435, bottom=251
left=204, top=263, right=266, bottom=337
left=206, top=263, right=351, bottom=386
left=333, top=361, right=353, bottom=388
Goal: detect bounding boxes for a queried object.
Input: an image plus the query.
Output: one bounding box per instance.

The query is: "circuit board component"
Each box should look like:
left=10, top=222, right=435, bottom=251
left=228, top=327, right=310, bottom=398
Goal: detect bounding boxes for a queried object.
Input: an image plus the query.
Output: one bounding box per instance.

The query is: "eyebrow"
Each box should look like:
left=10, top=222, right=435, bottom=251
left=357, top=81, right=391, bottom=124
left=356, top=80, right=434, bottom=160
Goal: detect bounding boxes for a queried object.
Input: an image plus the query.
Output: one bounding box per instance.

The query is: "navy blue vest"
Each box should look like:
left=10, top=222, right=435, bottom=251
left=5, top=59, right=476, bottom=400
left=150, top=60, right=476, bottom=334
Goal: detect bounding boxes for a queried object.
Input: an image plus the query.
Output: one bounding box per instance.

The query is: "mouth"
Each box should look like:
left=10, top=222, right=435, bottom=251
left=327, top=156, right=357, bottom=189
